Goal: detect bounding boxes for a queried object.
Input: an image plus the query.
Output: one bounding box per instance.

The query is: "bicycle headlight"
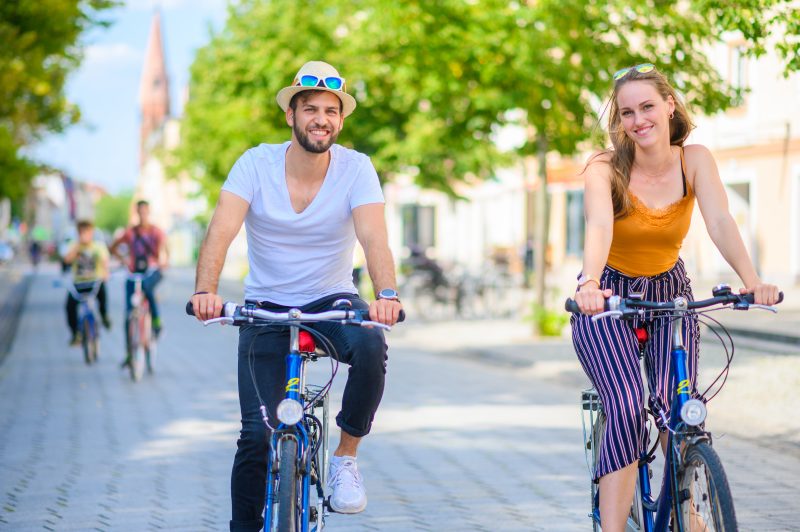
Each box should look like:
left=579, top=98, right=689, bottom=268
left=276, top=399, right=304, bottom=425
left=680, top=399, right=707, bottom=426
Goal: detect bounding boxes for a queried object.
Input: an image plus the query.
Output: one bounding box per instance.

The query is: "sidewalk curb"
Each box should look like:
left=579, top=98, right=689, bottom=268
left=724, top=327, right=800, bottom=347
left=0, top=269, right=32, bottom=365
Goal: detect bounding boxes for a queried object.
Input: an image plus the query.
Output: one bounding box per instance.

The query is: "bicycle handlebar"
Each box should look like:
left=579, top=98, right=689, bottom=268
left=565, top=290, right=784, bottom=315
left=185, top=301, right=405, bottom=326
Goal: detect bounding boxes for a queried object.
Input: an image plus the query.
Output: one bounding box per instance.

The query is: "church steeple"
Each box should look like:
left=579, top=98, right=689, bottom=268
left=139, top=10, right=170, bottom=166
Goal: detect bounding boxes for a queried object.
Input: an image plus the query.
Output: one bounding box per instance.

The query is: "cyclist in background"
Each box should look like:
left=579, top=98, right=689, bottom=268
left=571, top=63, right=780, bottom=532
left=110, top=200, right=168, bottom=351
left=190, top=60, right=402, bottom=531
left=63, top=220, right=111, bottom=345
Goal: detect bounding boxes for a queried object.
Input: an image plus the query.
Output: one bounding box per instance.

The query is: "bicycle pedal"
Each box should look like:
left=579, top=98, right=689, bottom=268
left=323, top=496, right=338, bottom=513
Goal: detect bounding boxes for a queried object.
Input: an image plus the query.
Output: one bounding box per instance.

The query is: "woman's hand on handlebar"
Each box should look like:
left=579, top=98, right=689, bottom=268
left=191, top=292, right=224, bottom=321
left=574, top=283, right=613, bottom=316
left=740, top=282, right=781, bottom=306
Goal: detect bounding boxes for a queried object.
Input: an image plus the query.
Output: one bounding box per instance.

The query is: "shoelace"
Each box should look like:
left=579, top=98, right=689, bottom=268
left=329, top=460, right=362, bottom=490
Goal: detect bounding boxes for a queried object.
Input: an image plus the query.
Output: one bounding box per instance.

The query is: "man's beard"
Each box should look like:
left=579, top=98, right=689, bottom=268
left=293, top=122, right=339, bottom=154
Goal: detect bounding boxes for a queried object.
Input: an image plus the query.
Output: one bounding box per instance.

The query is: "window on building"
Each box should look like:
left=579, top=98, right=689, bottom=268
left=401, top=204, right=435, bottom=250
left=566, top=190, right=584, bottom=257
left=729, top=44, right=748, bottom=106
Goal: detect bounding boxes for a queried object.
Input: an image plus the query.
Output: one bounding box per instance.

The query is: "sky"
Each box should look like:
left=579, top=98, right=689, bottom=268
left=32, top=0, right=230, bottom=194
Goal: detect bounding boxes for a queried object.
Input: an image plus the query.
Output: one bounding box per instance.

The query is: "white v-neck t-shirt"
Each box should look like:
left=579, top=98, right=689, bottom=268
left=222, top=142, right=385, bottom=305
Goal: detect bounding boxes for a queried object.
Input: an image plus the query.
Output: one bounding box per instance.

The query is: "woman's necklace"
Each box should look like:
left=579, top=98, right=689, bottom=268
left=633, top=148, right=675, bottom=182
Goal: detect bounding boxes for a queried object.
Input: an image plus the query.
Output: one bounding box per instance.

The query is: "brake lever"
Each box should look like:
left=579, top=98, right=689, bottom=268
left=748, top=304, right=778, bottom=314
left=358, top=320, right=392, bottom=331
left=591, top=310, right=624, bottom=322
left=203, top=317, right=236, bottom=326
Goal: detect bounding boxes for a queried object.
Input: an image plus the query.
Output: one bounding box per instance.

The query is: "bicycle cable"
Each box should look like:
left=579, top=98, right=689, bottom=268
left=245, top=320, right=343, bottom=431
left=625, top=307, right=736, bottom=404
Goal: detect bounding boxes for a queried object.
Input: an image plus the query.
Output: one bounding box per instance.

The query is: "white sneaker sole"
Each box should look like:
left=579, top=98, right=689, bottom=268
left=329, top=497, right=367, bottom=514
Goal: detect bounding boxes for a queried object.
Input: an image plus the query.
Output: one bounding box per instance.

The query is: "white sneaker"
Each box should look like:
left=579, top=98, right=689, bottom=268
left=328, top=456, right=367, bottom=514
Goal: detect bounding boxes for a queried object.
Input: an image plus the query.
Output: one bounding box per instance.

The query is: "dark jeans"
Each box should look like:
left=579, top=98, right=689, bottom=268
left=230, top=293, right=388, bottom=532
left=66, top=281, right=108, bottom=335
left=125, top=270, right=162, bottom=321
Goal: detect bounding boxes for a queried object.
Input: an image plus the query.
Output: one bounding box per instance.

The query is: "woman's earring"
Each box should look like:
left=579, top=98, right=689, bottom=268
left=669, top=112, right=675, bottom=119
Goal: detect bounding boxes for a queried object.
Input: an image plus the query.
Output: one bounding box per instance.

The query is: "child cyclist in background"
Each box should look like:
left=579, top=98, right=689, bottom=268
left=63, top=220, right=111, bottom=345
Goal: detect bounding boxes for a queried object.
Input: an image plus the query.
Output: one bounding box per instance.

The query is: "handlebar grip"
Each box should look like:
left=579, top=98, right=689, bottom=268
left=564, top=298, right=580, bottom=313
left=186, top=301, right=195, bottom=316
left=565, top=298, right=610, bottom=313
left=740, top=291, right=784, bottom=305
left=398, top=309, right=406, bottom=323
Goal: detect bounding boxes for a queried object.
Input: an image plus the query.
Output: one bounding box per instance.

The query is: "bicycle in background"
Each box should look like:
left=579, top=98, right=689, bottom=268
left=187, top=299, right=402, bottom=532
left=126, top=268, right=159, bottom=381
left=62, top=279, right=103, bottom=365
left=568, top=285, right=783, bottom=531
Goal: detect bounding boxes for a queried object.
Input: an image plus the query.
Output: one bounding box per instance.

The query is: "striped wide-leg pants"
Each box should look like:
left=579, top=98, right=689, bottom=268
left=570, top=258, right=700, bottom=481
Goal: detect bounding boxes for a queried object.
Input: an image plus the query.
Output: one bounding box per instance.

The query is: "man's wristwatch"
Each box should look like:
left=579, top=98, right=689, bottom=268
left=377, top=288, right=400, bottom=302
left=577, top=274, right=600, bottom=289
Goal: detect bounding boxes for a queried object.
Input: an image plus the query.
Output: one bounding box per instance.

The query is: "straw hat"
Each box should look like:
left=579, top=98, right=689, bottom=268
left=276, top=61, right=357, bottom=117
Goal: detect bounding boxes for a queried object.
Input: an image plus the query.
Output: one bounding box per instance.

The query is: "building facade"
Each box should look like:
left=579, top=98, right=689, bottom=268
left=385, top=46, right=800, bottom=302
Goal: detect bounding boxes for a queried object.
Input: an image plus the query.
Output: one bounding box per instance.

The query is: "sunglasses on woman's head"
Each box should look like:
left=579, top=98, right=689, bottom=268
left=295, top=75, right=345, bottom=91
left=613, top=63, right=655, bottom=81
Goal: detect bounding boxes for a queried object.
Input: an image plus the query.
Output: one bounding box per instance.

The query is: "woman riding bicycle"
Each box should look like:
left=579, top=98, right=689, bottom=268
left=571, top=63, right=780, bottom=532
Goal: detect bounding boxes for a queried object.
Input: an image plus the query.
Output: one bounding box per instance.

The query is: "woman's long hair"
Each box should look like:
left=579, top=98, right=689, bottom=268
left=602, top=67, right=694, bottom=218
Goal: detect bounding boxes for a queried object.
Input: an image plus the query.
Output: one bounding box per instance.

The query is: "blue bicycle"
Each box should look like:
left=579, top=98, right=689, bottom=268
left=187, top=299, right=401, bottom=531
left=66, top=279, right=103, bottom=365
left=567, top=285, right=783, bottom=532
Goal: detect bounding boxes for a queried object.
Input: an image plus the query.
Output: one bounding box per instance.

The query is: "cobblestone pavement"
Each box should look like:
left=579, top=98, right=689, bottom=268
left=1, top=269, right=798, bottom=531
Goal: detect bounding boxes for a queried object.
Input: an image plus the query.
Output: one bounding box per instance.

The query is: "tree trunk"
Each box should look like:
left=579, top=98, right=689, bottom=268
left=532, top=133, right=549, bottom=335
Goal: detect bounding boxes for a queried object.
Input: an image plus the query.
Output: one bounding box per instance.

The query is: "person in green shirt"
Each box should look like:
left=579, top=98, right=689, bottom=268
left=63, top=220, right=111, bottom=345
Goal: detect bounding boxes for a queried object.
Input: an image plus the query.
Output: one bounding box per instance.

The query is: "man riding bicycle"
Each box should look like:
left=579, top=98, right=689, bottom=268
left=63, top=220, right=111, bottom=345
left=111, top=199, right=168, bottom=363
left=190, top=60, right=403, bottom=531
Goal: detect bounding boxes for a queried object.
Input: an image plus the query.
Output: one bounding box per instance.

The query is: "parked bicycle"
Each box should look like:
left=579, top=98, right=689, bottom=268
left=126, top=268, right=159, bottom=381
left=62, top=279, right=103, bottom=365
left=186, top=299, right=402, bottom=531
left=567, top=284, right=783, bottom=532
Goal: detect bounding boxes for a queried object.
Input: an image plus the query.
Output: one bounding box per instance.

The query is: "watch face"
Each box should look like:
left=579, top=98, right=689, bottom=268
left=379, top=288, right=398, bottom=300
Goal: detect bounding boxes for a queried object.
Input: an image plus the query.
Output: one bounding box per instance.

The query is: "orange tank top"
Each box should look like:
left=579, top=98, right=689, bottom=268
left=606, top=148, right=695, bottom=277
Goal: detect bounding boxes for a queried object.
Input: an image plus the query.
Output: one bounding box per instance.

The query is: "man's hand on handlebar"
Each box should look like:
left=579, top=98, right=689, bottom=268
left=191, top=292, right=224, bottom=321
left=369, top=298, right=403, bottom=326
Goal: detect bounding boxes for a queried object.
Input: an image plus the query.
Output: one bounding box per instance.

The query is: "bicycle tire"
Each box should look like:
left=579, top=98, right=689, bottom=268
left=587, top=407, right=643, bottom=532
left=143, top=310, right=155, bottom=374
left=128, top=315, right=145, bottom=382
left=81, top=320, right=94, bottom=364
left=276, top=436, right=299, bottom=532
left=676, top=442, right=737, bottom=531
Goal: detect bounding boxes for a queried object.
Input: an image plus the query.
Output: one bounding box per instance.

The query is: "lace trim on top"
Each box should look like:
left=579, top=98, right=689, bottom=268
left=627, top=187, right=694, bottom=228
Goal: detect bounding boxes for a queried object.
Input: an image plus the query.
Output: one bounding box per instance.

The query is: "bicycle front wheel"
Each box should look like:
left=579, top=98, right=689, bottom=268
left=128, top=315, right=145, bottom=382
left=676, top=442, right=737, bottom=531
left=82, top=320, right=97, bottom=364
left=276, top=436, right=300, bottom=531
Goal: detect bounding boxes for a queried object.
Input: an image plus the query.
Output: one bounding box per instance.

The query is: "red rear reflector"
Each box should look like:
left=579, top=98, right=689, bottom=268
left=299, top=331, right=316, bottom=352
left=634, top=327, right=648, bottom=344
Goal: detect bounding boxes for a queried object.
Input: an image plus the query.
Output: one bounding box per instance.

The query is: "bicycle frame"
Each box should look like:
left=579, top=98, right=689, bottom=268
left=68, top=280, right=101, bottom=340
left=263, top=322, right=322, bottom=532
left=575, top=288, right=782, bottom=532
left=638, top=309, right=696, bottom=532
left=191, top=301, right=395, bottom=532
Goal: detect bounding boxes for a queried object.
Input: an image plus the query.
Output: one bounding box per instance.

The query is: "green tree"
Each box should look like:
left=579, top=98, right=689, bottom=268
left=94, top=189, right=131, bottom=235
left=176, top=0, right=799, bottom=330
left=0, top=0, right=117, bottom=203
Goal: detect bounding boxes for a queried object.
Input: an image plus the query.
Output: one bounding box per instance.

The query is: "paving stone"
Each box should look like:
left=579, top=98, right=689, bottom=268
left=1, top=270, right=798, bottom=530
